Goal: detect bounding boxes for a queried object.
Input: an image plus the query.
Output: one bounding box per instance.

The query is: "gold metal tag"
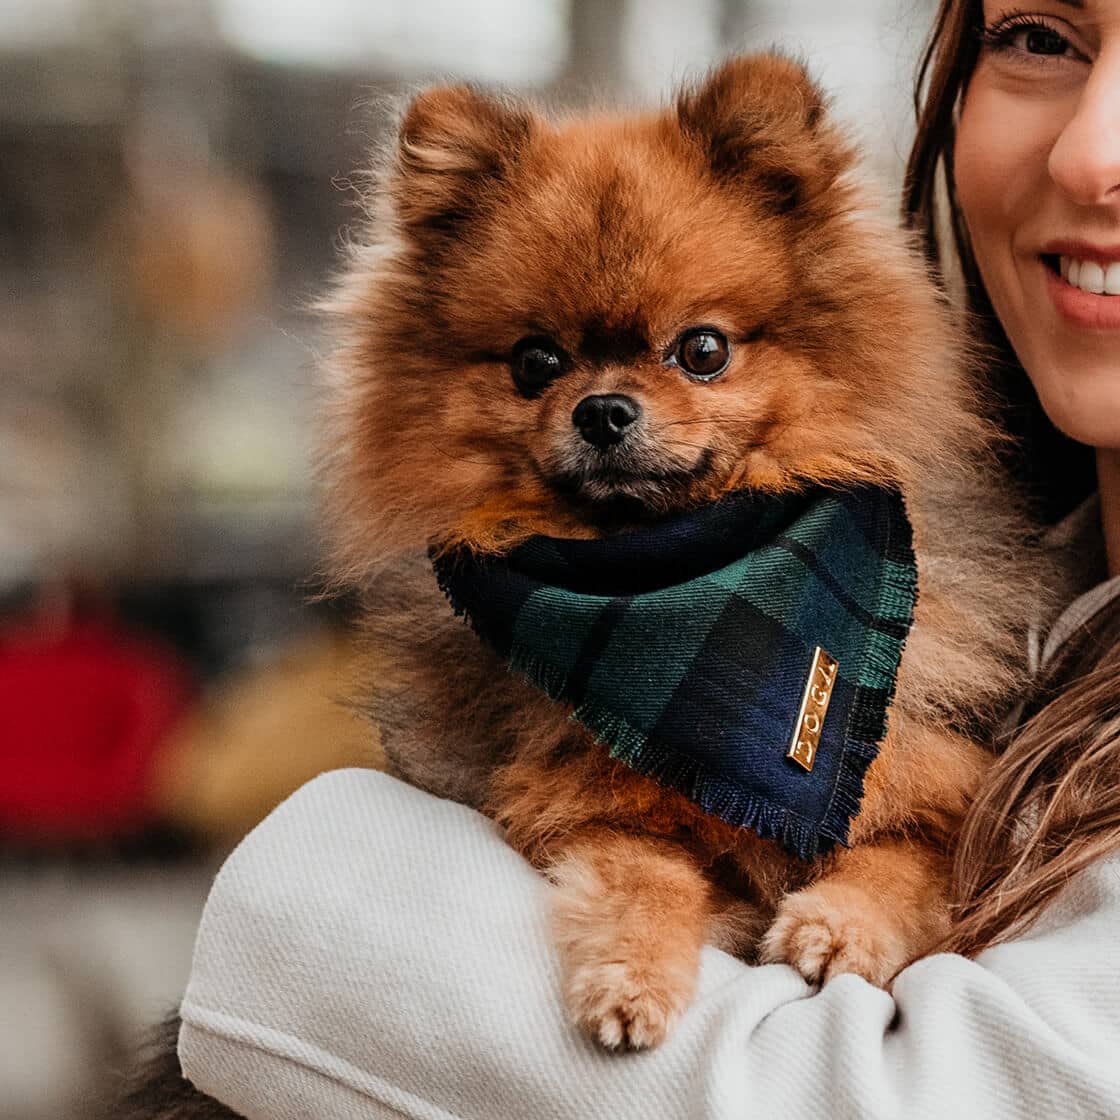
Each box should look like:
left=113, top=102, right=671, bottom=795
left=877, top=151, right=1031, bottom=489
left=787, top=647, right=838, bottom=773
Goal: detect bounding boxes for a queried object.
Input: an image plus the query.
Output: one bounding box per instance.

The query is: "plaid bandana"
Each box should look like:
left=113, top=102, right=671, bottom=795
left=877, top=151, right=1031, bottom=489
left=432, top=485, right=917, bottom=860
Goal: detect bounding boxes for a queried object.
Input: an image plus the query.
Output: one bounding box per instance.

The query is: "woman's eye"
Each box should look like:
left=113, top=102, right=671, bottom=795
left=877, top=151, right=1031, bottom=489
left=511, top=336, right=565, bottom=398
left=1018, top=26, right=1070, bottom=55
left=981, top=17, right=1082, bottom=63
left=672, top=328, right=731, bottom=380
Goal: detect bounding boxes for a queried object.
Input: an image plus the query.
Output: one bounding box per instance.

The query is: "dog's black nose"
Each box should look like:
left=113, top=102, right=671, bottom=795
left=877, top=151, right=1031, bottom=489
left=572, top=394, right=641, bottom=450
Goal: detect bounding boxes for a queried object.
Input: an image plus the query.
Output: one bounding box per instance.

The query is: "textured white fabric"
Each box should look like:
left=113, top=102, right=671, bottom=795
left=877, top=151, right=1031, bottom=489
left=179, top=767, right=1120, bottom=1120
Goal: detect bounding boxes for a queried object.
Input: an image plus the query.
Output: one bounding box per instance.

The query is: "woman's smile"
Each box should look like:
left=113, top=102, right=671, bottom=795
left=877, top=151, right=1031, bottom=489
left=1044, top=242, right=1120, bottom=328
left=1053, top=250, right=1120, bottom=295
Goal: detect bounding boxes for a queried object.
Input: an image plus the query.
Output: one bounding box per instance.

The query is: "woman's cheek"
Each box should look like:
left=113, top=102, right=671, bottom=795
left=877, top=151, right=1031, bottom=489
left=954, top=85, right=1022, bottom=304
left=955, top=81, right=1054, bottom=397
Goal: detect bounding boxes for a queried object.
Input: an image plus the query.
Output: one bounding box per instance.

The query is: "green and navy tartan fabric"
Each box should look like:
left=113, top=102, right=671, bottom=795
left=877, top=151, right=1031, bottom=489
left=432, top=485, right=918, bottom=860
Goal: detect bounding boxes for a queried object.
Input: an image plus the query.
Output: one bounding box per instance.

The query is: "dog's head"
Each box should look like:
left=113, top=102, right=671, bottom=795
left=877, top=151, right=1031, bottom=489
left=323, top=55, right=974, bottom=573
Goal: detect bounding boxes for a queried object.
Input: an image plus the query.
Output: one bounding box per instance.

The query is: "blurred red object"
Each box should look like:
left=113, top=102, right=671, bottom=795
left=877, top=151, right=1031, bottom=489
left=0, top=615, right=195, bottom=842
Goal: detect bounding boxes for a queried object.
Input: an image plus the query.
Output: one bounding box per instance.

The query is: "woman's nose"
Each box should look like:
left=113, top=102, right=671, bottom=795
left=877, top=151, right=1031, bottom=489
left=1048, top=52, right=1120, bottom=207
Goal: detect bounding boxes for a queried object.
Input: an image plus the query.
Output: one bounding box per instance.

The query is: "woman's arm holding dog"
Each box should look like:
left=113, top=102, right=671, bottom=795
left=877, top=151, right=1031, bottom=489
left=172, top=771, right=1120, bottom=1119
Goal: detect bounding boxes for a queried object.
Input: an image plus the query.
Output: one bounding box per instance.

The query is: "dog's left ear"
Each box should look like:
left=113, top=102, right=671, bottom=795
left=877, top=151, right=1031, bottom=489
left=392, top=84, right=535, bottom=236
left=676, top=55, right=854, bottom=215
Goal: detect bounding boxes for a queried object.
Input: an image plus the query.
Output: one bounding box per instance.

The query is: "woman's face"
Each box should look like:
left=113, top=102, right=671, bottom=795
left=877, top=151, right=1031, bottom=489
left=955, top=0, right=1120, bottom=448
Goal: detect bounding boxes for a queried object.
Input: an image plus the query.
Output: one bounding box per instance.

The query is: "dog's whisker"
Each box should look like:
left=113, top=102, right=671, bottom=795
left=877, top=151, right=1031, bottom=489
left=651, top=417, right=765, bottom=433
left=430, top=445, right=505, bottom=468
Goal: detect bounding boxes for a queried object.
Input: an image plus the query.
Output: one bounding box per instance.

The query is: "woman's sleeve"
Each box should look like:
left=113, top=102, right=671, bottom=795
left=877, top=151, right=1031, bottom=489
left=178, top=769, right=1120, bottom=1120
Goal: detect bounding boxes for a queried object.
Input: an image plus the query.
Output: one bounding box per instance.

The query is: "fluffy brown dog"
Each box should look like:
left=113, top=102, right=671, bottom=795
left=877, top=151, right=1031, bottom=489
left=323, top=55, right=1037, bottom=1050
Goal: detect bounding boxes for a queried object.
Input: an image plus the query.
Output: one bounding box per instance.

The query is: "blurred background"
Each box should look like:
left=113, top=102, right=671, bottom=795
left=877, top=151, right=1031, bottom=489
left=1, top=1, right=934, bottom=1116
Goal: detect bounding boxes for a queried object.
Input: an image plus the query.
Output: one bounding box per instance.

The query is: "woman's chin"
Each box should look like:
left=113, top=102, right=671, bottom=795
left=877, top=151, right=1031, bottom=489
left=1032, top=372, right=1120, bottom=452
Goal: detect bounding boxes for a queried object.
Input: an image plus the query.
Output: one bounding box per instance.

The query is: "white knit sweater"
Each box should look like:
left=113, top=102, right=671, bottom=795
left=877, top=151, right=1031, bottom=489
left=178, top=509, right=1120, bottom=1120
left=178, top=763, right=1120, bottom=1120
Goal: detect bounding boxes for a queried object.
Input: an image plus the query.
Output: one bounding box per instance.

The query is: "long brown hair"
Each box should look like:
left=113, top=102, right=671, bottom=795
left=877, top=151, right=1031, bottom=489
left=904, top=0, right=1119, bottom=955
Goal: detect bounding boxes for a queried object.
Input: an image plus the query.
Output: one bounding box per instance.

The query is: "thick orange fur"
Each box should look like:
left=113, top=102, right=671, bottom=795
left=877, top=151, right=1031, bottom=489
left=321, top=56, right=1045, bottom=1049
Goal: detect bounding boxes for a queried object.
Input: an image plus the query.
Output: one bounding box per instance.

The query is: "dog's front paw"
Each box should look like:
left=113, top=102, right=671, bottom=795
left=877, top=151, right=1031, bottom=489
left=550, top=837, right=707, bottom=1050
left=759, top=882, right=911, bottom=987
left=565, top=957, right=693, bottom=1050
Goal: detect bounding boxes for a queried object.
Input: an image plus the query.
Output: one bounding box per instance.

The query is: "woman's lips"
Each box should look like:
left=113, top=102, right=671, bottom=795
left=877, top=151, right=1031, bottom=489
left=1044, top=259, right=1120, bottom=330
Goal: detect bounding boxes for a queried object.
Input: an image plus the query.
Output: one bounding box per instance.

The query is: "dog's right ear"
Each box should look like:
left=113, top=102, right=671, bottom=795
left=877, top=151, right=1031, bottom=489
left=391, top=85, right=534, bottom=236
left=676, top=55, right=853, bottom=216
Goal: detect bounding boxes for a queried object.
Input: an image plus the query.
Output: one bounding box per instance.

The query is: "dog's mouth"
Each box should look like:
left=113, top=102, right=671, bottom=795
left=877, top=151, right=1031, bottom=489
left=540, top=447, right=716, bottom=524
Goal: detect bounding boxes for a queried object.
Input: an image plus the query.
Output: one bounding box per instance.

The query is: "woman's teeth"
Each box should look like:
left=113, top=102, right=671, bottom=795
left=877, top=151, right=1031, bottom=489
left=1060, top=256, right=1120, bottom=296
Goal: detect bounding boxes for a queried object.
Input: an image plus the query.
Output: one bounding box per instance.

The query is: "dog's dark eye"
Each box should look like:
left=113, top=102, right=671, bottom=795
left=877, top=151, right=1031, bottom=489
left=673, top=328, right=730, bottom=380
left=512, top=336, right=566, bottom=398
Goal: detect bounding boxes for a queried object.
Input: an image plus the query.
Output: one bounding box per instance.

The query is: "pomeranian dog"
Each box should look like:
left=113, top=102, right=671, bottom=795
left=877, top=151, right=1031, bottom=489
left=321, top=54, right=1037, bottom=1051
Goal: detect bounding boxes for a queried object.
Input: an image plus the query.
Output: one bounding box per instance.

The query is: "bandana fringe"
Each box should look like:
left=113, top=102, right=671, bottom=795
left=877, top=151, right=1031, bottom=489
left=570, top=698, right=882, bottom=861
left=583, top=707, right=822, bottom=860
left=508, top=650, right=567, bottom=702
